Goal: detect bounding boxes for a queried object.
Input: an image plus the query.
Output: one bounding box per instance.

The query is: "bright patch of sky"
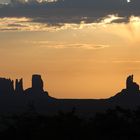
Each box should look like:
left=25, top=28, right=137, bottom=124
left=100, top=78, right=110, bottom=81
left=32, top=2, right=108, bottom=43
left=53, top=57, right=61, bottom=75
left=127, top=0, right=131, bottom=3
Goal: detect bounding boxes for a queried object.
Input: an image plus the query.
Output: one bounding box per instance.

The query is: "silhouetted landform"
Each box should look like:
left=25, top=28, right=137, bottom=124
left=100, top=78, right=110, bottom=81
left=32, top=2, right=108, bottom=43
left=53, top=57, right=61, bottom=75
left=109, top=75, right=140, bottom=106
left=1, top=75, right=140, bottom=139
left=0, top=74, right=140, bottom=117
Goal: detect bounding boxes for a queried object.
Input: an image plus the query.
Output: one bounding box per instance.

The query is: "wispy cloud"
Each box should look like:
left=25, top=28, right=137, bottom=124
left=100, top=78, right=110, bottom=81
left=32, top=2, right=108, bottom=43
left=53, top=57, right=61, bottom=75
left=112, top=60, right=140, bottom=64
left=26, top=40, right=109, bottom=50
left=0, top=17, right=58, bottom=31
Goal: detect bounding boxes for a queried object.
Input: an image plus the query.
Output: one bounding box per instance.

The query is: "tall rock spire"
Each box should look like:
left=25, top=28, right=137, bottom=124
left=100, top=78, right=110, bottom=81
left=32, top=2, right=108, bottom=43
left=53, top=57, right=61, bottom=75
left=126, top=75, right=139, bottom=92
left=15, top=78, right=23, bottom=94
left=126, top=75, right=133, bottom=90
left=32, top=74, right=44, bottom=92
left=24, top=74, right=48, bottom=96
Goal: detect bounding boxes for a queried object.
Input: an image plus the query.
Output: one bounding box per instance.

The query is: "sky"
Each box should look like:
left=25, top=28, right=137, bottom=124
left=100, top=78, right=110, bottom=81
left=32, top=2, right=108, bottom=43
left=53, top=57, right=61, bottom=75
left=0, top=0, right=140, bottom=99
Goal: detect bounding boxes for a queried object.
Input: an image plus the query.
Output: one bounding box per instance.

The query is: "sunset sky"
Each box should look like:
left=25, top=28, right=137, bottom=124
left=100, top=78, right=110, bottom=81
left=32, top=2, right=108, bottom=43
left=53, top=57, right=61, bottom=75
left=0, top=0, right=140, bottom=99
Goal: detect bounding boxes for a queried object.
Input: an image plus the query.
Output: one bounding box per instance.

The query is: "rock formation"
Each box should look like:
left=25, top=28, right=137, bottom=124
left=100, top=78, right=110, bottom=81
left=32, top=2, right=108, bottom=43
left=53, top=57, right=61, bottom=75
left=15, top=78, right=23, bottom=94
left=0, top=74, right=140, bottom=115
left=109, top=75, right=140, bottom=107
left=32, top=74, right=44, bottom=92
left=0, top=74, right=48, bottom=97
left=126, top=75, right=139, bottom=92
left=0, top=78, right=14, bottom=96
left=24, top=74, right=48, bottom=97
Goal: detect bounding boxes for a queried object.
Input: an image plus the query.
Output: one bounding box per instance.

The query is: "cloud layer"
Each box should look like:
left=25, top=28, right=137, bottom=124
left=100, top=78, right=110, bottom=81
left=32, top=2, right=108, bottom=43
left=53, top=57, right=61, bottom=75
left=0, top=0, right=140, bottom=31
left=0, top=15, right=127, bottom=31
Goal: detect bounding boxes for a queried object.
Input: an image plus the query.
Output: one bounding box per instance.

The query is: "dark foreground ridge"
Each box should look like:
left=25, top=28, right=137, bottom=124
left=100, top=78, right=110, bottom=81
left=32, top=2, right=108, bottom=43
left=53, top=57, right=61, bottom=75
left=0, top=74, right=140, bottom=116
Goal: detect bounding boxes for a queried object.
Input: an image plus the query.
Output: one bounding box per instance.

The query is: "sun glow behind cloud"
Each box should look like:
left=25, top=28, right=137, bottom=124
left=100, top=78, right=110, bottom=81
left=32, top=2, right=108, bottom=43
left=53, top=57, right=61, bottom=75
left=0, top=15, right=140, bottom=45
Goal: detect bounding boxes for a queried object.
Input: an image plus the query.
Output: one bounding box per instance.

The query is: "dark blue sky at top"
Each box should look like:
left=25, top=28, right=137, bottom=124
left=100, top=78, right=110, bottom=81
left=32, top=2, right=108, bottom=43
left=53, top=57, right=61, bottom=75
left=0, top=0, right=140, bottom=25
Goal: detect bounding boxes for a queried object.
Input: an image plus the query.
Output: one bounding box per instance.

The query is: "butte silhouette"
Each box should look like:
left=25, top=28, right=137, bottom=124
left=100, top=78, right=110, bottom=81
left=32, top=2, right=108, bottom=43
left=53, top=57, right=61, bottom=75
left=0, top=74, right=140, bottom=116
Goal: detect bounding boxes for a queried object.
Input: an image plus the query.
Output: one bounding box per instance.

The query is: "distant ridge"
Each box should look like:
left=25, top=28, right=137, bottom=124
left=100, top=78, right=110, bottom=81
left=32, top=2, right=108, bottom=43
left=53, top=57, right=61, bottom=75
left=0, top=74, right=140, bottom=116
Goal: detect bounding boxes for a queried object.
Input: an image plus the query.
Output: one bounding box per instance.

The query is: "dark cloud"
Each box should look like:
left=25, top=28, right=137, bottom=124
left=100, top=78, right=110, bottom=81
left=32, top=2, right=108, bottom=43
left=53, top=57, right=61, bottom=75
left=7, top=23, right=28, bottom=27
left=0, top=0, right=140, bottom=25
